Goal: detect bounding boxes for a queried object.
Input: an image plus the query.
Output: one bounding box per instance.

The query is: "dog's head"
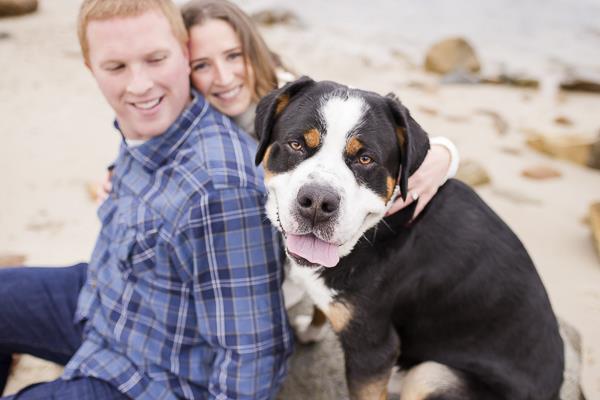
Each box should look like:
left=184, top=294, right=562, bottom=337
left=255, top=76, right=429, bottom=268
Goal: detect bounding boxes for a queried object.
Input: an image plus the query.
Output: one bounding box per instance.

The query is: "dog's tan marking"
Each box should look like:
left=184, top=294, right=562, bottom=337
left=395, top=127, right=406, bottom=148
left=385, top=176, right=396, bottom=203
left=399, top=361, right=462, bottom=400
left=345, top=136, right=363, bottom=156
left=351, top=371, right=391, bottom=400
left=275, top=94, right=290, bottom=115
left=262, top=145, right=273, bottom=181
left=325, top=301, right=353, bottom=333
left=303, top=128, right=321, bottom=149
left=311, top=305, right=328, bottom=327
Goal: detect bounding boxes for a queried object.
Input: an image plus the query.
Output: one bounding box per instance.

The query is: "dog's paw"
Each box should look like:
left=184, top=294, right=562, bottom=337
left=292, top=315, right=328, bottom=344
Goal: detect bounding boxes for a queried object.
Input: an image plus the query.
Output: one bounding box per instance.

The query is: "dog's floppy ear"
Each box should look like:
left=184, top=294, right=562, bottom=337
left=385, top=93, right=430, bottom=200
left=255, top=76, right=316, bottom=166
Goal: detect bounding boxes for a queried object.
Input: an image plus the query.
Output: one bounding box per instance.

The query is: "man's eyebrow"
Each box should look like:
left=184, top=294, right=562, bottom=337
left=147, top=49, right=170, bottom=57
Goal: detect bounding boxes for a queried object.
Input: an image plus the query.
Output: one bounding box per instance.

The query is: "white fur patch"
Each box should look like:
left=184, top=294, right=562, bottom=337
left=288, top=262, right=337, bottom=312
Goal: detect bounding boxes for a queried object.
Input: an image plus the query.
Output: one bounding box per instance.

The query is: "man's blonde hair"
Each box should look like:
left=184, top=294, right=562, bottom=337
left=78, top=0, right=189, bottom=64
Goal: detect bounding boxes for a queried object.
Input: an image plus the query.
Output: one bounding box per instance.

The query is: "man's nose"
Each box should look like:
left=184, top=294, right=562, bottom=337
left=126, top=66, right=153, bottom=95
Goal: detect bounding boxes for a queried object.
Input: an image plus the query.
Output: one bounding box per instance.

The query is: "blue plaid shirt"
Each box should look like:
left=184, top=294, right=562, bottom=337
left=63, top=92, right=292, bottom=399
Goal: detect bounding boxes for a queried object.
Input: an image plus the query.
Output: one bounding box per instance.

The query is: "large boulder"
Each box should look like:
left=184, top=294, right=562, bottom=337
left=424, top=37, right=481, bottom=75
left=0, top=0, right=37, bottom=17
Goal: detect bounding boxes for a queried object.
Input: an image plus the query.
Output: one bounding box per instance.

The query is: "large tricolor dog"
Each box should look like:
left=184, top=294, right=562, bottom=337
left=255, top=76, right=564, bottom=400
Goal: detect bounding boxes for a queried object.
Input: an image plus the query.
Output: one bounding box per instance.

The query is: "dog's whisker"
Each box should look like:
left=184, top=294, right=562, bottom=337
left=380, top=219, right=395, bottom=234
left=361, top=233, right=373, bottom=246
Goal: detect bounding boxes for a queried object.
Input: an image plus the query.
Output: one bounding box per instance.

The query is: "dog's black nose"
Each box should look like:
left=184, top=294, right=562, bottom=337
left=296, top=184, right=340, bottom=224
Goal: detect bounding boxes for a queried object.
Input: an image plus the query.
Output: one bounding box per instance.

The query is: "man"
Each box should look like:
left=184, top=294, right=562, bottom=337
left=0, top=0, right=291, bottom=398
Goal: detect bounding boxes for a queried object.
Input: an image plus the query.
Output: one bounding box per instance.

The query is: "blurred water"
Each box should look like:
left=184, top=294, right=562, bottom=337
left=231, top=0, right=600, bottom=78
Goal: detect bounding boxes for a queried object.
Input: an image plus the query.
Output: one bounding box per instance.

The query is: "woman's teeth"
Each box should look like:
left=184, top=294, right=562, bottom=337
left=216, top=86, right=241, bottom=100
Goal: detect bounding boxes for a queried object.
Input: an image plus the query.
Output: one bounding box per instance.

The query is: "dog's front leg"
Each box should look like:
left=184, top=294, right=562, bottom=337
left=341, top=324, right=400, bottom=400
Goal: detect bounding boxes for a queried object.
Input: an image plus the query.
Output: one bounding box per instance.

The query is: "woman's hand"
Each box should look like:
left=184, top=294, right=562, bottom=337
left=95, top=168, right=113, bottom=204
left=385, top=143, right=453, bottom=218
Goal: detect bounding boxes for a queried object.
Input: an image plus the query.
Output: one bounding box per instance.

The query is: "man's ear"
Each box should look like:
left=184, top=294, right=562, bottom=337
left=254, top=76, right=316, bottom=166
left=385, top=93, right=430, bottom=200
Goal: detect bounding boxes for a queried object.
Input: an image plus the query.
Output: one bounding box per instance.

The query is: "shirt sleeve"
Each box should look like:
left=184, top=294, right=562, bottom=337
left=176, top=187, right=293, bottom=400
left=429, top=136, right=460, bottom=185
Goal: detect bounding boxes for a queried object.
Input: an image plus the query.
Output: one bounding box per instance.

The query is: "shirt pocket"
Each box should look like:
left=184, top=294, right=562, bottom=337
left=113, top=218, right=163, bottom=280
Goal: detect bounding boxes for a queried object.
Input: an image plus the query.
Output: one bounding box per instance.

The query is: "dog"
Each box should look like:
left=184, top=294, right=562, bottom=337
left=254, top=76, right=564, bottom=400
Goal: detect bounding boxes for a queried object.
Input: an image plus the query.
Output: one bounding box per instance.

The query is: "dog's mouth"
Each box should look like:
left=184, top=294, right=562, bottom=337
left=285, top=233, right=340, bottom=268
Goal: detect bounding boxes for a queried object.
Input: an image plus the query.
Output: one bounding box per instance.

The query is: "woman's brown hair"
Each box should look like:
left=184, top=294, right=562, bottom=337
left=181, top=0, right=280, bottom=101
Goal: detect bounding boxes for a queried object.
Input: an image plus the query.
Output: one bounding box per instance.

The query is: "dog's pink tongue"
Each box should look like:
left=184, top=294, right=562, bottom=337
left=286, top=233, right=339, bottom=267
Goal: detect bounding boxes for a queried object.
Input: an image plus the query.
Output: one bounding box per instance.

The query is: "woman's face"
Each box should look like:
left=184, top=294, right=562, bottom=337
left=189, top=19, right=254, bottom=117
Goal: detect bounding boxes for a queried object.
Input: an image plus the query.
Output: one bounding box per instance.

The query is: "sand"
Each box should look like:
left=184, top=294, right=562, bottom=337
left=1, top=1, right=599, bottom=398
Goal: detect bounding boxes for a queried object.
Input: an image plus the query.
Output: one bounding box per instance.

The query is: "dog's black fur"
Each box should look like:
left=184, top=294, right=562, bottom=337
left=255, top=77, right=564, bottom=400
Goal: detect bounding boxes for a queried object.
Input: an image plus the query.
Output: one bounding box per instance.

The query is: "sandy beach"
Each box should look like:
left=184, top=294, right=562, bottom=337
left=1, top=0, right=599, bottom=398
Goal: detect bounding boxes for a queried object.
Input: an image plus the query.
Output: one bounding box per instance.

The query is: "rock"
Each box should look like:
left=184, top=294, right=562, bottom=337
left=525, top=131, right=594, bottom=166
left=560, top=69, right=600, bottom=93
left=587, top=132, right=600, bottom=170
left=555, top=116, right=574, bottom=126
left=424, top=37, right=481, bottom=75
left=481, top=73, right=539, bottom=88
left=591, top=202, right=600, bottom=259
left=0, top=0, right=37, bottom=17
left=455, top=160, right=491, bottom=187
left=278, top=298, right=347, bottom=400
left=251, top=8, right=302, bottom=27
left=475, top=109, right=509, bottom=135
left=559, top=318, right=587, bottom=400
left=0, top=253, right=26, bottom=268
left=521, top=165, right=562, bottom=180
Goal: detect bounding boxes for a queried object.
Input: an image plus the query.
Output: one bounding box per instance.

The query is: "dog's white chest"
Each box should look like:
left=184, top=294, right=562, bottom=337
left=288, top=262, right=337, bottom=312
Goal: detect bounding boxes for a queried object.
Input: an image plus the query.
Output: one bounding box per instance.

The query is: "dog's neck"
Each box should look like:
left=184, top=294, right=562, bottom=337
left=362, top=201, right=418, bottom=245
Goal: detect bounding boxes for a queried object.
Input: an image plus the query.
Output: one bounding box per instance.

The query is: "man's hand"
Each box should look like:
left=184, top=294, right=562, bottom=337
left=386, top=144, right=452, bottom=218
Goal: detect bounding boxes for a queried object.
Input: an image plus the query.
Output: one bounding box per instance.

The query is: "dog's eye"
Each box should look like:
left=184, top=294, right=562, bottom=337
left=358, top=155, right=373, bottom=165
left=289, top=141, right=303, bottom=151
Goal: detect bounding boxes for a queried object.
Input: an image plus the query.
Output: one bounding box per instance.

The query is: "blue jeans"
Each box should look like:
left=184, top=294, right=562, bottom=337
left=0, top=264, right=127, bottom=399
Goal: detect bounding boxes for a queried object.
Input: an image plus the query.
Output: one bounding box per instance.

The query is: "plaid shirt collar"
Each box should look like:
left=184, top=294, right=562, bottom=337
left=114, top=90, right=208, bottom=171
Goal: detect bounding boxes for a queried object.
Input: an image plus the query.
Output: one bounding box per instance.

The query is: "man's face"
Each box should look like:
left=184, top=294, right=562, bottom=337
left=86, top=10, right=191, bottom=140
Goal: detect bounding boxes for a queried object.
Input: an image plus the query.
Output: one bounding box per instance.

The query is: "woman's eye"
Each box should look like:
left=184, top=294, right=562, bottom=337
left=227, top=52, right=243, bottom=61
left=192, top=62, right=208, bottom=71
left=289, top=141, right=303, bottom=151
left=149, top=56, right=166, bottom=64
left=358, top=155, right=373, bottom=165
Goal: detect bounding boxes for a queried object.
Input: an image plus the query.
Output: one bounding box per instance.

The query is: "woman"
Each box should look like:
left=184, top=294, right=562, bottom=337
left=176, top=0, right=460, bottom=310
left=180, top=0, right=459, bottom=218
